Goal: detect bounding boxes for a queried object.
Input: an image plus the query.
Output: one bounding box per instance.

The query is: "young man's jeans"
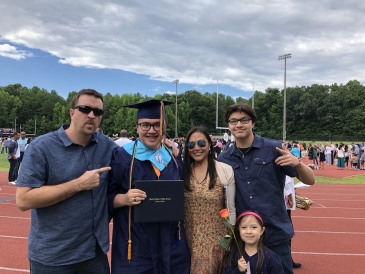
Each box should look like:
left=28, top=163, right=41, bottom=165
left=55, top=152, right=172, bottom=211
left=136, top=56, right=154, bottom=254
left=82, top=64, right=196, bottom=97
left=8, top=158, right=18, bottom=182
left=29, top=244, right=109, bottom=274
left=268, top=241, right=294, bottom=274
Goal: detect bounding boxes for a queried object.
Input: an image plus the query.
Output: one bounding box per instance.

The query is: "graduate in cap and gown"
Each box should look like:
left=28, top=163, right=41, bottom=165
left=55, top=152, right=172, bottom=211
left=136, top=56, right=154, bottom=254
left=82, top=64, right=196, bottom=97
left=108, top=99, right=191, bottom=274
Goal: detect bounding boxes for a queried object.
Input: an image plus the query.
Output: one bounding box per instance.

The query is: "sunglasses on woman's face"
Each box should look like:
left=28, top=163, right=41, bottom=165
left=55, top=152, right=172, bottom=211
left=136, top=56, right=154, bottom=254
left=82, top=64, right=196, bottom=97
left=187, top=139, right=207, bottom=149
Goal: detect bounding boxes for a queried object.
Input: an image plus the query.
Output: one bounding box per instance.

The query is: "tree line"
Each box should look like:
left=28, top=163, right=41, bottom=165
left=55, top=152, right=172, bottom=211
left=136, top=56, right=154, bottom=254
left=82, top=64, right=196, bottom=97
left=1, top=80, right=365, bottom=141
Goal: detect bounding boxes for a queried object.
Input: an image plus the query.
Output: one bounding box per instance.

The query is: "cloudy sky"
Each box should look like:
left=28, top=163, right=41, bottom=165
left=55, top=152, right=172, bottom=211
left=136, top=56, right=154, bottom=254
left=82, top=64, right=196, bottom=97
left=0, top=0, right=364, bottom=99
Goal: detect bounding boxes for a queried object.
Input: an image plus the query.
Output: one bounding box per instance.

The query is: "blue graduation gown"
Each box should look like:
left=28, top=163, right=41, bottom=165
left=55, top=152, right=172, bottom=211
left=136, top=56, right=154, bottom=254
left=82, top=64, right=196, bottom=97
left=108, top=143, right=191, bottom=274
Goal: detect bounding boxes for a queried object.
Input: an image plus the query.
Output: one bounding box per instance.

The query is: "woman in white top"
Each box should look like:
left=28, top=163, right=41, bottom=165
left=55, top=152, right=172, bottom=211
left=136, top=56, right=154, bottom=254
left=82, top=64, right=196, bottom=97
left=337, top=143, right=345, bottom=169
left=324, top=142, right=332, bottom=165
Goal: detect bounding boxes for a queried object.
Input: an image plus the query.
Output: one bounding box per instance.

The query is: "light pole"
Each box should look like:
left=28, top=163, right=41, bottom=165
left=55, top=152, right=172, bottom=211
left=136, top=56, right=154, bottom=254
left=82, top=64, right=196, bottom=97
left=252, top=84, right=255, bottom=109
left=278, top=53, right=291, bottom=142
left=173, top=79, right=179, bottom=138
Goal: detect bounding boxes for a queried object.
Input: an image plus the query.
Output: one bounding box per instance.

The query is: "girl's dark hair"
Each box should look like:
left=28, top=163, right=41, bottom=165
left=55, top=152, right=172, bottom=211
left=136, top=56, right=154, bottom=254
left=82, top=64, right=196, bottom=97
left=222, top=210, right=266, bottom=274
left=183, top=126, right=217, bottom=191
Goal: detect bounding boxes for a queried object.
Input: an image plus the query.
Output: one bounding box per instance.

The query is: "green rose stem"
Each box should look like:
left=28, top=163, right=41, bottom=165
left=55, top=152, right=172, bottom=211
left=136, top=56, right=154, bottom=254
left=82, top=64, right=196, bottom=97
left=225, top=218, right=242, bottom=258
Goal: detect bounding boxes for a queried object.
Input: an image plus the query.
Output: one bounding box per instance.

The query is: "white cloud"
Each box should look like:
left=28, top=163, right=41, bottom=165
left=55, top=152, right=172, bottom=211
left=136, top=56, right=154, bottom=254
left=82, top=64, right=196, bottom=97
left=1, top=0, right=365, bottom=91
left=0, top=43, right=33, bottom=60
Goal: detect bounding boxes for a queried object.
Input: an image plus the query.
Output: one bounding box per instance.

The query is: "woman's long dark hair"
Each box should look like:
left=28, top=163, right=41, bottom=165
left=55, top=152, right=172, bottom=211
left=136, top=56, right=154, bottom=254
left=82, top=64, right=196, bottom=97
left=183, top=126, right=217, bottom=191
left=221, top=210, right=266, bottom=274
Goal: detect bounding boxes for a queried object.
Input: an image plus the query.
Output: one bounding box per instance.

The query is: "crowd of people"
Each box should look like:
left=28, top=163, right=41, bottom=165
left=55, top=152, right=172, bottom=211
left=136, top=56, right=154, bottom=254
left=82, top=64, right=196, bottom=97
left=1, top=132, right=34, bottom=185
left=7, top=89, right=317, bottom=274
left=281, top=140, right=365, bottom=171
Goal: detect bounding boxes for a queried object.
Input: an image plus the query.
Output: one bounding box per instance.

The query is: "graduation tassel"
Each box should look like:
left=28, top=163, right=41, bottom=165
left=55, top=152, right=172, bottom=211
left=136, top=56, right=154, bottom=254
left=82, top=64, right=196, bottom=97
left=127, top=239, right=132, bottom=261
left=159, top=101, right=165, bottom=136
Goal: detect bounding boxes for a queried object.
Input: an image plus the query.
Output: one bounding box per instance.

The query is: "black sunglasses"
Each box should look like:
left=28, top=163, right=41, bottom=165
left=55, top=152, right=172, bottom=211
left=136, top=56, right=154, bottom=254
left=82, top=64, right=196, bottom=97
left=187, top=139, right=207, bottom=149
left=73, top=105, right=104, bottom=116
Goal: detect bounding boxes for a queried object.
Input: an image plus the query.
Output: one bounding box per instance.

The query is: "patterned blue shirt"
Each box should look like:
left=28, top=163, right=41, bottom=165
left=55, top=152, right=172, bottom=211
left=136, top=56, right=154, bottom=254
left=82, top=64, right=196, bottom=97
left=218, top=134, right=297, bottom=246
left=17, top=125, right=118, bottom=266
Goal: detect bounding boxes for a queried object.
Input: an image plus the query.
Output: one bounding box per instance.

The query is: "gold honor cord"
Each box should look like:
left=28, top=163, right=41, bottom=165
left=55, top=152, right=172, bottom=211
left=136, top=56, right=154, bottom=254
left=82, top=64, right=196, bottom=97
left=127, top=141, right=138, bottom=261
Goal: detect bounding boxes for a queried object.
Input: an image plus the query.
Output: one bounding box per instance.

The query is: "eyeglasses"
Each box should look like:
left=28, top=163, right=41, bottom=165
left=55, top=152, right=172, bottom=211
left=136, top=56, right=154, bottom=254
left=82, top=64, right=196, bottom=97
left=138, top=122, right=161, bottom=132
left=228, top=117, right=252, bottom=125
left=73, top=105, right=104, bottom=116
left=187, top=139, right=207, bottom=149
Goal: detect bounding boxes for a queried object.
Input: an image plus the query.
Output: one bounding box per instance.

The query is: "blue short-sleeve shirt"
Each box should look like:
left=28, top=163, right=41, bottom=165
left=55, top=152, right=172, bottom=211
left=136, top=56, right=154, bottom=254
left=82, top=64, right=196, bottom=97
left=218, top=134, right=297, bottom=246
left=17, top=125, right=118, bottom=266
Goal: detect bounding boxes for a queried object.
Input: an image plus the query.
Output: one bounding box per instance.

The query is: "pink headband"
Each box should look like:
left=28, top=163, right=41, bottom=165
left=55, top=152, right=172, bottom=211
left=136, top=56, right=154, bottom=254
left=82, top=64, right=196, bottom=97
left=238, top=211, right=264, bottom=225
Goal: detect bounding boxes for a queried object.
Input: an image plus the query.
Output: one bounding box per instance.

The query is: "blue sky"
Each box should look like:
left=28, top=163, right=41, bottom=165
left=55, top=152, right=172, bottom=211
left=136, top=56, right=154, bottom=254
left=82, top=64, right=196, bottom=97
left=0, top=45, right=252, bottom=99
left=1, top=1, right=364, bottom=100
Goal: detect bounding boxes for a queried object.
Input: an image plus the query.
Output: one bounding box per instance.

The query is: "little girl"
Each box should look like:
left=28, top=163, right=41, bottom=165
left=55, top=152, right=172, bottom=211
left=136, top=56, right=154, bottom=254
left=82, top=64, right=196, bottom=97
left=222, top=211, right=284, bottom=274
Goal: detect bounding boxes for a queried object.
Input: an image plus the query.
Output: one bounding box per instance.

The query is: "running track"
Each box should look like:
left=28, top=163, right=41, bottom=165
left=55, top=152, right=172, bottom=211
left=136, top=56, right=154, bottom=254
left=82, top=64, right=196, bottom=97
left=1, top=169, right=365, bottom=273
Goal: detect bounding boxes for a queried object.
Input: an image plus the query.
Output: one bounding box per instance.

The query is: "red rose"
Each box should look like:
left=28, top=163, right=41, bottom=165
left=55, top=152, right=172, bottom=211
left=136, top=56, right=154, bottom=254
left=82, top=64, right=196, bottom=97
left=220, top=208, right=230, bottom=219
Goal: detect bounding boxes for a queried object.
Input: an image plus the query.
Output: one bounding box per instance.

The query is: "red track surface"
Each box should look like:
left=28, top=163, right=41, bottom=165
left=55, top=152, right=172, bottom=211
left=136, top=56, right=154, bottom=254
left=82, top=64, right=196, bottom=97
left=1, top=160, right=365, bottom=273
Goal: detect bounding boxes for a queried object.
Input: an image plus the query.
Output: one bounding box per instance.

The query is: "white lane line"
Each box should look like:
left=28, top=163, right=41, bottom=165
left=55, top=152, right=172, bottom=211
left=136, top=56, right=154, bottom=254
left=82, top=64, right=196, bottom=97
left=0, top=234, right=28, bottom=239
left=311, top=201, right=326, bottom=207
left=308, top=206, right=365, bottom=210
left=295, top=230, right=365, bottom=235
left=0, top=215, right=30, bottom=219
left=294, top=216, right=365, bottom=220
left=311, top=199, right=365, bottom=202
left=300, top=194, right=365, bottom=197
left=0, top=266, right=29, bottom=272
left=292, top=251, right=365, bottom=256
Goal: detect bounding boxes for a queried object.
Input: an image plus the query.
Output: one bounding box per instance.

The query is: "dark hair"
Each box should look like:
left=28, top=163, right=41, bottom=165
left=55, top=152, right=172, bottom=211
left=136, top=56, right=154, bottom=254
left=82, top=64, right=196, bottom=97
left=224, top=104, right=257, bottom=125
left=183, top=126, right=217, bottom=191
left=222, top=210, right=266, bottom=273
left=26, top=137, right=33, bottom=145
left=71, top=89, right=103, bottom=108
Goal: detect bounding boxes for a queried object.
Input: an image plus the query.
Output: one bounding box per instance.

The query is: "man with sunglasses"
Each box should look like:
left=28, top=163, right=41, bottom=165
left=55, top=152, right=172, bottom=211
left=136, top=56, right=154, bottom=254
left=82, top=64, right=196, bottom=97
left=16, top=89, right=118, bottom=274
left=218, top=103, right=315, bottom=274
left=108, top=99, right=190, bottom=274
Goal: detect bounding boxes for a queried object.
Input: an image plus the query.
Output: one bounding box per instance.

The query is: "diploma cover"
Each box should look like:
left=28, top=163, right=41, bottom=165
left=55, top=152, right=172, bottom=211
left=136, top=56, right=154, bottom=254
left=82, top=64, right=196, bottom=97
left=134, top=180, right=184, bottom=223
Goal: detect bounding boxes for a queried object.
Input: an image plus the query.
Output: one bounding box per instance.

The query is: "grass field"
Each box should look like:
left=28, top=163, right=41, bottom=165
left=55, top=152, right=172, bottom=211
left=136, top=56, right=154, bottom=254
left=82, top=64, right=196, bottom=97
left=1, top=152, right=365, bottom=184
left=295, top=175, right=365, bottom=185
left=0, top=152, right=9, bottom=172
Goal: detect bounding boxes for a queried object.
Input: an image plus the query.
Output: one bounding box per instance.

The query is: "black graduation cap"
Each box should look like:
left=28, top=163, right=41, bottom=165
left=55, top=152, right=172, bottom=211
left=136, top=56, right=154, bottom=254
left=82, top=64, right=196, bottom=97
left=124, top=99, right=173, bottom=135
left=124, top=99, right=173, bottom=120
